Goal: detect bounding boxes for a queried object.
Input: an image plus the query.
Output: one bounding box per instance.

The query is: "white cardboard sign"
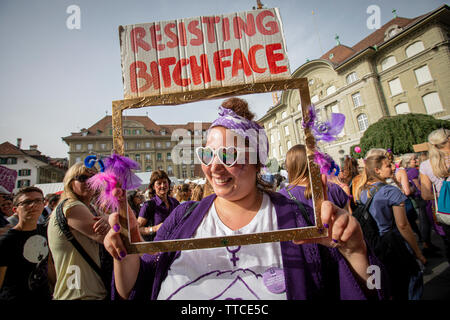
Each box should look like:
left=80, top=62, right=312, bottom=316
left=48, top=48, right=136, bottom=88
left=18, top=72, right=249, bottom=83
left=119, top=8, right=290, bottom=99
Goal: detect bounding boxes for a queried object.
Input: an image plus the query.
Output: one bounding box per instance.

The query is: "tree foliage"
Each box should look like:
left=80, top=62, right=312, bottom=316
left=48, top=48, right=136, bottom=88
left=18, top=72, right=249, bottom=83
left=350, top=113, right=450, bottom=158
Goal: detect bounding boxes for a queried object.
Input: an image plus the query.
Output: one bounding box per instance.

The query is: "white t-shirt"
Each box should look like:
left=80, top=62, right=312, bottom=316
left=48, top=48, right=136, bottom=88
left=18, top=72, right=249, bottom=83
left=157, top=193, right=287, bottom=300
left=420, top=159, right=449, bottom=197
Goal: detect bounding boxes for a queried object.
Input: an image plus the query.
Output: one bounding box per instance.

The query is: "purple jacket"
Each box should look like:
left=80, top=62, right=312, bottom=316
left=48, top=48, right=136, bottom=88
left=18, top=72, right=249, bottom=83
left=279, top=184, right=349, bottom=213
left=139, top=195, right=180, bottom=226
left=113, top=192, right=386, bottom=300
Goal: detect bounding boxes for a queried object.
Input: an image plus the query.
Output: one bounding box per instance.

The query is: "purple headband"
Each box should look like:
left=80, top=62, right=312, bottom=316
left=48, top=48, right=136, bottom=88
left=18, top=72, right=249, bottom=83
left=209, top=106, right=269, bottom=164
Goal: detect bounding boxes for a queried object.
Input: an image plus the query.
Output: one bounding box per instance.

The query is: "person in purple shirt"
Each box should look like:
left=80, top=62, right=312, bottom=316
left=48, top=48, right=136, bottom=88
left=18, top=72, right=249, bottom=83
left=104, top=98, right=386, bottom=300
left=279, top=144, right=350, bottom=216
left=137, top=170, right=179, bottom=241
left=356, top=153, right=425, bottom=300
left=403, top=153, right=441, bottom=255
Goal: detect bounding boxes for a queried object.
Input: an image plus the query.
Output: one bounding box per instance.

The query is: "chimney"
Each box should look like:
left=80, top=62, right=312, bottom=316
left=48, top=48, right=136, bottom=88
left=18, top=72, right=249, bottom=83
left=17, top=138, right=22, bottom=149
left=30, top=145, right=38, bottom=151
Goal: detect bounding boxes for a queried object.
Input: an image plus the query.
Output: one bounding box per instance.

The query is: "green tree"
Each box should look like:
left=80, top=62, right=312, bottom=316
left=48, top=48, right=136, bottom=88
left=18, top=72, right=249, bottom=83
left=350, top=113, right=450, bottom=158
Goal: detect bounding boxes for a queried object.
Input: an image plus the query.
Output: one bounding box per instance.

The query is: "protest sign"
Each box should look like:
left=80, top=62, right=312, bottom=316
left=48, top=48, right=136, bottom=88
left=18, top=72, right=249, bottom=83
left=0, top=165, right=17, bottom=193
left=119, top=8, right=290, bottom=98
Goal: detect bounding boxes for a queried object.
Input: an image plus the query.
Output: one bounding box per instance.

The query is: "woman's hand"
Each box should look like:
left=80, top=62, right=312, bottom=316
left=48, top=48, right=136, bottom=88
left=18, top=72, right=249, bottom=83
left=294, top=201, right=367, bottom=257
left=294, top=201, right=370, bottom=282
left=93, top=215, right=110, bottom=235
left=104, top=187, right=141, bottom=260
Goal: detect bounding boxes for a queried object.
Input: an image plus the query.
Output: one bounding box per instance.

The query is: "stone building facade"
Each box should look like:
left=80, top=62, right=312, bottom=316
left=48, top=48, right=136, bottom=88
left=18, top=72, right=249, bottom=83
left=259, top=5, right=450, bottom=166
left=62, top=116, right=211, bottom=180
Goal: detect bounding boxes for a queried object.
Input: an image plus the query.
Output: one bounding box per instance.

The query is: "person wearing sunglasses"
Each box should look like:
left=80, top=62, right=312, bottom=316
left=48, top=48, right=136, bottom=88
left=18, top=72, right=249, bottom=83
left=0, top=186, right=53, bottom=301
left=104, top=97, right=386, bottom=300
left=47, top=162, right=111, bottom=300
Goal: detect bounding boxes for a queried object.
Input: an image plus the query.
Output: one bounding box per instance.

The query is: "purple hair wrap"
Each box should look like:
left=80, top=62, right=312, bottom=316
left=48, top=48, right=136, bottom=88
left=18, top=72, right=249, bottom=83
left=210, top=106, right=269, bottom=164
left=87, top=154, right=142, bottom=212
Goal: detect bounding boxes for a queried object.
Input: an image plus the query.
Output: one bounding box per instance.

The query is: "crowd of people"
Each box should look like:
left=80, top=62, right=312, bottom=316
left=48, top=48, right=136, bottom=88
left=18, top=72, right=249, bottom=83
left=0, top=97, right=448, bottom=301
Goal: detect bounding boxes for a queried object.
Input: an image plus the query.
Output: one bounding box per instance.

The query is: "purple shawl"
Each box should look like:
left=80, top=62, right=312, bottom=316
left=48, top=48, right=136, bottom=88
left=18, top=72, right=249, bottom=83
left=112, top=192, right=387, bottom=300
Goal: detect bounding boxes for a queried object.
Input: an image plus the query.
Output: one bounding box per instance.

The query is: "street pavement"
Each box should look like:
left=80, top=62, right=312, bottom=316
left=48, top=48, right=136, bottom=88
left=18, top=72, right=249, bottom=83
left=421, top=229, right=450, bottom=300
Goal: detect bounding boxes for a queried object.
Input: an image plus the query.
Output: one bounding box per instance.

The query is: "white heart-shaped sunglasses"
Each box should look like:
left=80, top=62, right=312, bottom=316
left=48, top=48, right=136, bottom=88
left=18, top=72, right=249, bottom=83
left=195, top=146, right=244, bottom=167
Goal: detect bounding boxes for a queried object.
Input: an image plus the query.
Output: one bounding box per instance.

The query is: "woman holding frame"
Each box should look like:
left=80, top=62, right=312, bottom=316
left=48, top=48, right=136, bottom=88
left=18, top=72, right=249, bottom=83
left=104, top=98, right=386, bottom=300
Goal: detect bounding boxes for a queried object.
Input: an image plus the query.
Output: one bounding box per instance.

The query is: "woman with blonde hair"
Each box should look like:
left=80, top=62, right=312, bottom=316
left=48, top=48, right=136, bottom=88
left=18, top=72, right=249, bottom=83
left=47, top=162, right=111, bottom=300
left=190, top=184, right=204, bottom=201
left=356, top=153, right=425, bottom=299
left=419, top=128, right=450, bottom=263
left=175, top=183, right=191, bottom=203
left=280, top=145, right=350, bottom=214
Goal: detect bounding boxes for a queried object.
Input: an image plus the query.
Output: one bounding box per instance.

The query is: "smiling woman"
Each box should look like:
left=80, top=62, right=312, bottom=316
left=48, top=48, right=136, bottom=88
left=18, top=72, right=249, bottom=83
left=104, top=97, right=387, bottom=300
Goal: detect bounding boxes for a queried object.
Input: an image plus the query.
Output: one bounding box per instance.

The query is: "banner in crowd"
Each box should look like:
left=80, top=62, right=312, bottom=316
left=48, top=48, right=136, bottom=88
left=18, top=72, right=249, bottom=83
left=0, top=165, right=17, bottom=193
left=119, top=8, right=290, bottom=98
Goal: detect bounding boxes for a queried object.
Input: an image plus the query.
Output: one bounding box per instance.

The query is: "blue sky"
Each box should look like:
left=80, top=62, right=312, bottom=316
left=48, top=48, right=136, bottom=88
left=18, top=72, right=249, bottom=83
left=0, top=0, right=445, bottom=158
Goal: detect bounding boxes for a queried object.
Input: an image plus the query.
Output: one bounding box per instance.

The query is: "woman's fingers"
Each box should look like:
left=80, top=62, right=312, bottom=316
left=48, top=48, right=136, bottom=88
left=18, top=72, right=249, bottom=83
left=105, top=212, right=127, bottom=260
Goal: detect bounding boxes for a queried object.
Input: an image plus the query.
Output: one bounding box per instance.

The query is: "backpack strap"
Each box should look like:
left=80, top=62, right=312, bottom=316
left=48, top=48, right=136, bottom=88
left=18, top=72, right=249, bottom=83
left=182, top=201, right=200, bottom=219
left=285, top=188, right=314, bottom=226
left=55, top=199, right=106, bottom=285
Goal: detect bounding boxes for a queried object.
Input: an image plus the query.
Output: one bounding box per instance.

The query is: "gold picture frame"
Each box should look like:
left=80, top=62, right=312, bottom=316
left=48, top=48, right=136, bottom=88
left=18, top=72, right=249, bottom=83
left=112, top=77, right=327, bottom=254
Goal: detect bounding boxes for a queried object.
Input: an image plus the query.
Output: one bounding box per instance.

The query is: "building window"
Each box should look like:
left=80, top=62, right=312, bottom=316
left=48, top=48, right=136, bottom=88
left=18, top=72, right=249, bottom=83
left=414, top=65, right=432, bottom=85
left=2, top=157, right=18, bottom=165
left=326, top=86, right=336, bottom=96
left=352, top=92, right=363, bottom=108
left=268, top=122, right=273, bottom=129
left=167, top=153, right=171, bottom=160
left=145, top=154, right=151, bottom=161
left=87, top=143, right=93, bottom=151
left=100, top=143, right=106, bottom=150
left=279, top=145, right=283, bottom=156
left=395, top=102, right=410, bottom=114
left=136, top=129, right=142, bottom=135
left=277, top=131, right=281, bottom=140
left=270, top=134, right=274, bottom=144
left=75, top=144, right=82, bottom=151
left=311, top=95, right=319, bottom=104
left=287, top=140, right=292, bottom=150
left=388, top=78, right=403, bottom=96
left=75, top=157, right=81, bottom=163
left=145, top=142, right=151, bottom=148
left=156, top=142, right=161, bottom=148
left=297, top=102, right=302, bottom=111
left=381, top=56, right=397, bottom=71
left=357, top=114, right=369, bottom=131
left=161, top=130, right=166, bottom=136
left=190, top=165, right=195, bottom=177
left=17, top=179, right=31, bottom=188
left=136, top=142, right=141, bottom=149
left=284, top=126, right=289, bottom=136
left=135, top=154, right=141, bottom=162
left=124, top=142, right=128, bottom=150
left=182, top=169, right=187, bottom=178
left=272, top=148, right=276, bottom=158
left=166, top=142, right=171, bottom=148
left=281, top=111, right=287, bottom=119
left=145, top=166, right=152, bottom=171
left=167, top=165, right=173, bottom=175
left=422, top=92, right=444, bottom=115
left=406, top=41, right=425, bottom=58
left=346, top=72, right=358, bottom=84
left=157, top=153, right=162, bottom=161
left=18, top=169, right=31, bottom=176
